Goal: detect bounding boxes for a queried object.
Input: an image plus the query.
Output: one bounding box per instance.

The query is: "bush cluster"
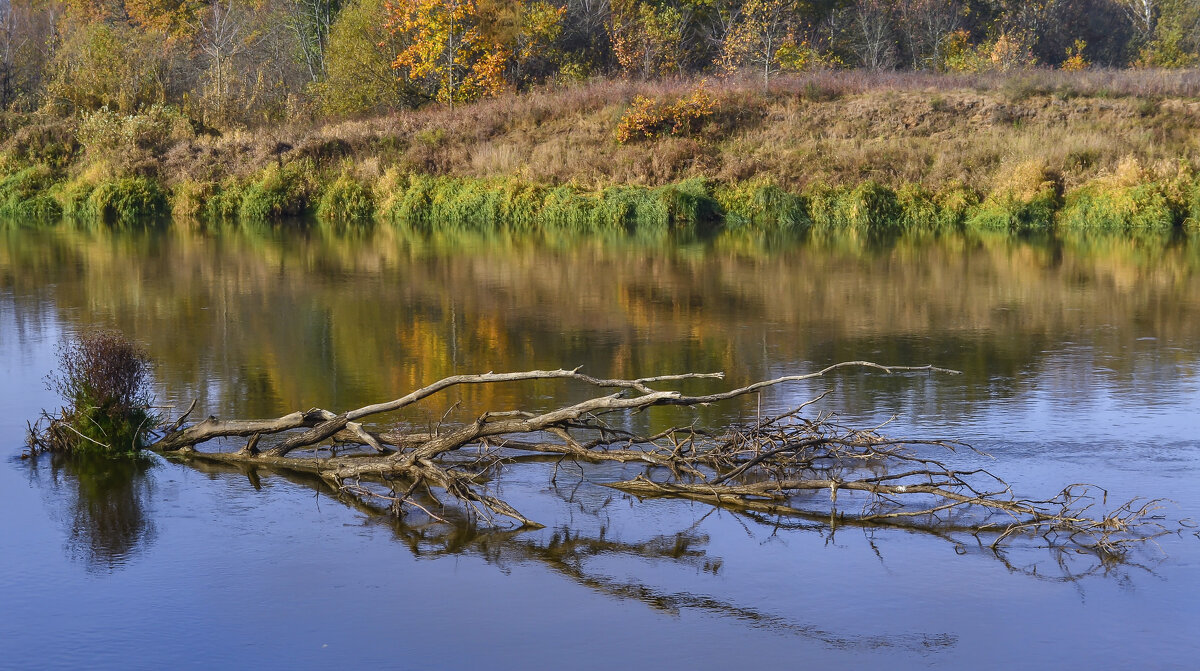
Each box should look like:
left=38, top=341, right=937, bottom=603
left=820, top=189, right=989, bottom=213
left=616, top=87, right=716, bottom=144
left=30, top=330, right=156, bottom=456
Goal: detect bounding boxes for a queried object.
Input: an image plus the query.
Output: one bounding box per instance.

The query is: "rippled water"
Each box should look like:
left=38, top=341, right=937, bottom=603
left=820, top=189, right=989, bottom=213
left=2, top=224, right=1198, bottom=669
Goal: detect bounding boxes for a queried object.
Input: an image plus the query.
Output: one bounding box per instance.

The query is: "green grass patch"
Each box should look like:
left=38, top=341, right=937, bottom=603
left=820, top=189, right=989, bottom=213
left=0, top=165, right=63, bottom=219
left=968, top=162, right=1060, bottom=233
left=87, top=177, right=169, bottom=224
left=715, top=180, right=809, bottom=236
left=379, top=174, right=722, bottom=239
left=54, top=174, right=168, bottom=224
left=240, top=161, right=319, bottom=221
left=809, top=181, right=903, bottom=238
left=317, top=173, right=375, bottom=224
left=1059, top=181, right=1180, bottom=232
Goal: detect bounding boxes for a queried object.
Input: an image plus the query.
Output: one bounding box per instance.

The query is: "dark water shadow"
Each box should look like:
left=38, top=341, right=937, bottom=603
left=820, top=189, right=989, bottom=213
left=22, top=452, right=156, bottom=572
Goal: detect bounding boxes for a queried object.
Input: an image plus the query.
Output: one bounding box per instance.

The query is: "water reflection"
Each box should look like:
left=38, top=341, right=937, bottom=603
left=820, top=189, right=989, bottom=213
left=27, top=453, right=156, bottom=571
left=2, top=223, right=1198, bottom=431
left=4, top=223, right=1198, bottom=666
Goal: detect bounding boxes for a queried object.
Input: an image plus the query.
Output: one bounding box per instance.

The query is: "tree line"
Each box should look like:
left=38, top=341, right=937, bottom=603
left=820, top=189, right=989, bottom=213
left=1, top=0, right=1199, bottom=125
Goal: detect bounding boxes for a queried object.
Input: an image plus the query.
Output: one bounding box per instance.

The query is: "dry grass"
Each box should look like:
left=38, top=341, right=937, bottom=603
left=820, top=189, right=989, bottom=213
left=7, top=69, right=1200, bottom=212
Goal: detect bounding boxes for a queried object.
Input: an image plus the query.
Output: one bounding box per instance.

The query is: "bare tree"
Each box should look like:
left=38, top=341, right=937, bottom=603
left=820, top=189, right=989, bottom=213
left=193, top=0, right=268, bottom=122
left=286, top=0, right=340, bottom=82
left=897, top=0, right=961, bottom=69
left=0, top=0, right=18, bottom=107
left=848, top=0, right=897, bottom=69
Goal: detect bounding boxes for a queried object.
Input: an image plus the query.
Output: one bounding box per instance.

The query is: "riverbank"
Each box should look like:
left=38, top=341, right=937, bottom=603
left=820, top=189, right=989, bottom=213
left=4, top=70, right=1200, bottom=236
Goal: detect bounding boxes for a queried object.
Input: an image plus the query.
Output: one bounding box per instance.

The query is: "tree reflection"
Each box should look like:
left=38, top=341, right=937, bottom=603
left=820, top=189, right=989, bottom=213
left=34, top=453, right=156, bottom=571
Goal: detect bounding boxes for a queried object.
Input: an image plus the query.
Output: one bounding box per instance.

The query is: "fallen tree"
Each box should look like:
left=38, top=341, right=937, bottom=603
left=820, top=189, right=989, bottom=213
left=137, top=361, right=1176, bottom=558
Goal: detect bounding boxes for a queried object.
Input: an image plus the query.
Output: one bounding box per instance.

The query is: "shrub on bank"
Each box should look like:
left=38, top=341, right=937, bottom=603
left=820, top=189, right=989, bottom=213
left=1059, top=182, right=1179, bottom=231
left=378, top=173, right=722, bottom=238
left=968, top=161, right=1061, bottom=232
left=54, top=171, right=168, bottom=224
left=715, top=180, right=809, bottom=235
left=240, top=161, right=319, bottom=221
left=317, top=173, right=375, bottom=224
left=810, top=181, right=903, bottom=237
left=0, top=165, right=63, bottom=219
left=87, top=177, right=169, bottom=224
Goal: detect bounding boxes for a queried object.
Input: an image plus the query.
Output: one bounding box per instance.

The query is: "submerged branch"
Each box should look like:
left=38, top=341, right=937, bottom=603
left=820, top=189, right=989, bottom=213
left=145, top=362, right=1175, bottom=557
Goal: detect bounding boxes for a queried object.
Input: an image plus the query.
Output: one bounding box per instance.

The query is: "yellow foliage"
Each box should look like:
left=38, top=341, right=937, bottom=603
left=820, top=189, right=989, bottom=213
left=1061, top=39, right=1089, bottom=71
left=386, top=0, right=510, bottom=106
left=941, top=29, right=1036, bottom=73
left=616, top=85, right=716, bottom=144
left=610, top=0, right=684, bottom=78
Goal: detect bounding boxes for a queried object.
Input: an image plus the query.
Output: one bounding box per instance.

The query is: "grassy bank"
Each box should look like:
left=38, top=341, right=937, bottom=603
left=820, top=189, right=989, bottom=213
left=4, top=71, right=1200, bottom=236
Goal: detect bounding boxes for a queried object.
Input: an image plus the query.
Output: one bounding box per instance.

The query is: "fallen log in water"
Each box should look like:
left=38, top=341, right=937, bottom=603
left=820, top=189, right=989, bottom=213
left=144, top=362, right=1174, bottom=557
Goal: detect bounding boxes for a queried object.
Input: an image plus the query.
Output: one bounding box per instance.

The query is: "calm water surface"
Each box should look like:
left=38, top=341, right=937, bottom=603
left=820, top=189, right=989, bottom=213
left=1, top=224, right=1199, bottom=669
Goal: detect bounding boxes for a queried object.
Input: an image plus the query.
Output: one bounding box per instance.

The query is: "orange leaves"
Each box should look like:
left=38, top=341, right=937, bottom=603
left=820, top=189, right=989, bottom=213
left=616, top=85, right=716, bottom=144
left=385, top=0, right=509, bottom=106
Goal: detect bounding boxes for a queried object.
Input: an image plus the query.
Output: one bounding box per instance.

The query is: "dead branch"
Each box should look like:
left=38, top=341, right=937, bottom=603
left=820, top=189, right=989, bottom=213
left=145, top=362, right=1177, bottom=557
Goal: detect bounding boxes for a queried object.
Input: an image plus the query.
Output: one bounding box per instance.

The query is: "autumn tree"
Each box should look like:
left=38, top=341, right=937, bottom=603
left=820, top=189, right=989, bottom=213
left=386, top=0, right=509, bottom=108
left=610, top=0, right=686, bottom=77
left=319, top=0, right=418, bottom=114
left=513, top=0, right=565, bottom=84
left=1135, top=0, right=1200, bottom=66
left=43, top=20, right=186, bottom=113
left=719, top=0, right=802, bottom=90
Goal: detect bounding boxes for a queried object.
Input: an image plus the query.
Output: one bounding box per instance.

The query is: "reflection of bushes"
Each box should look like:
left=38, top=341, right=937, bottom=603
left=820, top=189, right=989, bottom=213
left=55, top=452, right=155, bottom=570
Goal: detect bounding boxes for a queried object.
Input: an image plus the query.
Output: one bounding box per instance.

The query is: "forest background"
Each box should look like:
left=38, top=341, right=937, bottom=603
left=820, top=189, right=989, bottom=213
left=3, top=0, right=1200, bottom=233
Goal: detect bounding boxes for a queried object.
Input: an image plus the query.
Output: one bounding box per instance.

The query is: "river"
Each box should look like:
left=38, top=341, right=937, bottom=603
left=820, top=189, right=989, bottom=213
left=2, top=223, right=1198, bottom=669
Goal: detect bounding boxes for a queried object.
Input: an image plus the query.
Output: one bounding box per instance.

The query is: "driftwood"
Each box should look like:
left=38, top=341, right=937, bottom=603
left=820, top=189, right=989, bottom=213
left=146, top=362, right=1174, bottom=557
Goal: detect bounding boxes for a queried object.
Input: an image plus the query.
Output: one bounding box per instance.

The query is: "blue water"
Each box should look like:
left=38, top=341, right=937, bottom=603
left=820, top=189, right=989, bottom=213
left=1, top=225, right=1198, bottom=669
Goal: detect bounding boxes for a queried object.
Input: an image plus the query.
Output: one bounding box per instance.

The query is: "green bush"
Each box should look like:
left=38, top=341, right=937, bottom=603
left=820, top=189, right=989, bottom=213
left=715, top=180, right=809, bottom=235
left=240, top=161, right=319, bottom=221
left=895, top=184, right=965, bottom=234
left=1059, top=182, right=1180, bottom=232
left=317, top=173, right=376, bottom=224
left=86, top=176, right=169, bottom=224
left=0, top=165, right=63, bottom=219
left=29, top=330, right=156, bottom=456
left=379, top=174, right=719, bottom=238
left=968, top=162, right=1060, bottom=232
left=809, top=181, right=902, bottom=237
